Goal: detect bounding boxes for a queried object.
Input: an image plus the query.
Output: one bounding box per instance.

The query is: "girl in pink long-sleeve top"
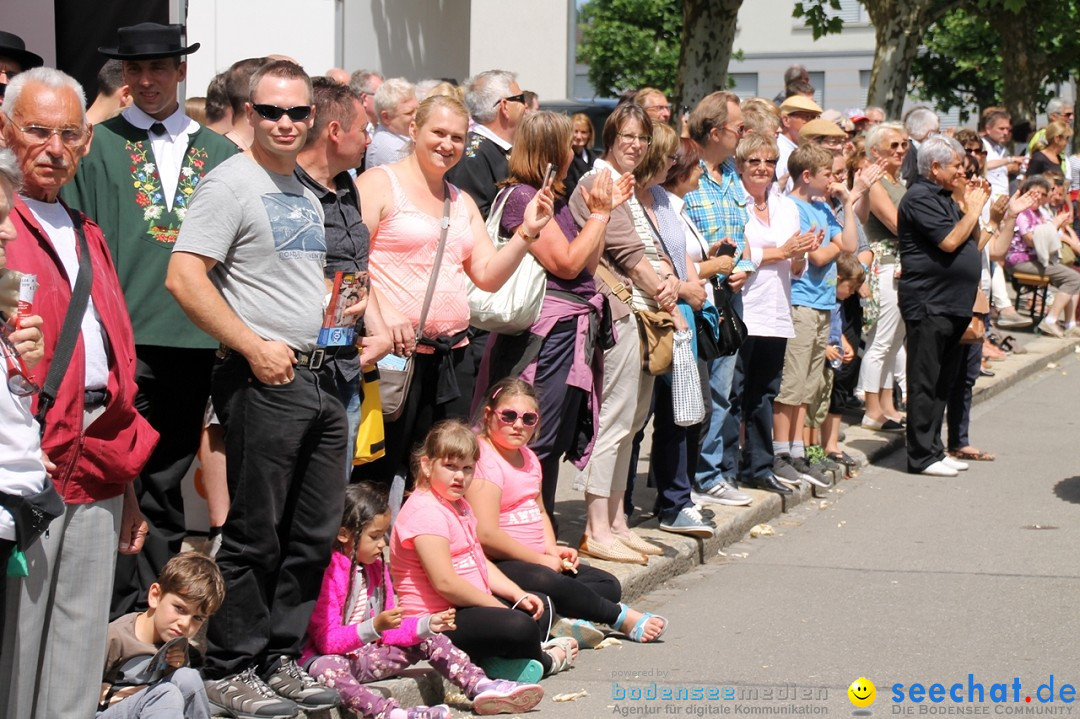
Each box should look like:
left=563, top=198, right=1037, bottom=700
left=302, top=483, right=543, bottom=719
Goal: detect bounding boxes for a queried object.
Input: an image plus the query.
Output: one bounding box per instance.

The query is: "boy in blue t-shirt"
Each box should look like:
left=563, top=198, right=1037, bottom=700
left=771, top=143, right=864, bottom=488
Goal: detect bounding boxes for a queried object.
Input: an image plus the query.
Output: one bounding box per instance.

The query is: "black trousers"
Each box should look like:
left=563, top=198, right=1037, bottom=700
left=443, top=593, right=553, bottom=673
left=733, top=336, right=787, bottom=482
left=947, top=339, right=983, bottom=451
left=203, top=354, right=347, bottom=678
left=904, top=314, right=969, bottom=472
left=496, top=559, right=622, bottom=626
left=111, top=346, right=215, bottom=619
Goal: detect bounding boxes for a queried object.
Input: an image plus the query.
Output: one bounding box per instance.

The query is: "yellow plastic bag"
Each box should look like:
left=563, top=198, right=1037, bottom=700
left=353, top=367, right=386, bottom=465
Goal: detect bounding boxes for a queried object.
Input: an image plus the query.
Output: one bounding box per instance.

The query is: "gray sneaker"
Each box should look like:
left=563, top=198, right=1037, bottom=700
left=206, top=667, right=298, bottom=719
left=691, top=483, right=752, bottom=507
left=263, top=655, right=339, bottom=711
left=659, top=506, right=715, bottom=538
left=790, top=456, right=830, bottom=488
left=772, top=454, right=804, bottom=487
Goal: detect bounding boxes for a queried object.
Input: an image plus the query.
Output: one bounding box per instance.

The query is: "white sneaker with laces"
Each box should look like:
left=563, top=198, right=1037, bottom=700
left=691, top=483, right=752, bottom=507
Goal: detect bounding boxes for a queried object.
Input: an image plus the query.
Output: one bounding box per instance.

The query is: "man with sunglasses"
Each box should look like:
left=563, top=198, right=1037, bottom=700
left=1028, top=97, right=1075, bottom=156
left=0, top=67, right=159, bottom=719
left=168, top=60, right=346, bottom=718
left=61, top=22, right=238, bottom=621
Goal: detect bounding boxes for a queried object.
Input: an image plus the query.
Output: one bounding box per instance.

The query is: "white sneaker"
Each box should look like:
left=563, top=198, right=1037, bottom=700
left=942, top=455, right=969, bottom=471
left=921, top=460, right=958, bottom=477
left=691, top=483, right=752, bottom=507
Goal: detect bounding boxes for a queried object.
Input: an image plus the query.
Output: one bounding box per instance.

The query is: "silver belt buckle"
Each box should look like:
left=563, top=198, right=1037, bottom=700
left=307, top=348, right=325, bottom=370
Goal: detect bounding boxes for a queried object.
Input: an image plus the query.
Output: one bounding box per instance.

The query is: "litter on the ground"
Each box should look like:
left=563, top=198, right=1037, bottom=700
left=553, top=689, right=589, bottom=702
left=749, top=523, right=775, bottom=538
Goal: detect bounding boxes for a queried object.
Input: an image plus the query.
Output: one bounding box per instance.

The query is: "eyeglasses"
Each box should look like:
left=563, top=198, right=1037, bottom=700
left=888, top=140, right=910, bottom=151
left=616, top=132, right=652, bottom=146
left=646, top=104, right=672, bottom=113
left=13, top=123, right=87, bottom=147
left=1, top=327, right=38, bottom=398
left=723, top=124, right=746, bottom=138
left=252, top=104, right=312, bottom=122
left=744, top=157, right=778, bottom=167
left=494, top=93, right=527, bottom=107
left=965, top=146, right=986, bottom=155
left=496, top=409, right=539, bottom=427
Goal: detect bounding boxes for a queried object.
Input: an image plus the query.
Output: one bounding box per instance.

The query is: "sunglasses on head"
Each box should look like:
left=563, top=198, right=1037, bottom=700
left=252, top=103, right=312, bottom=122
left=496, top=409, right=539, bottom=427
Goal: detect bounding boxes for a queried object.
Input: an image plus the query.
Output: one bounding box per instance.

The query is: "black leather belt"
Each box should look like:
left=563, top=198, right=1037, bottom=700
left=84, top=389, right=107, bottom=408
left=295, top=348, right=325, bottom=370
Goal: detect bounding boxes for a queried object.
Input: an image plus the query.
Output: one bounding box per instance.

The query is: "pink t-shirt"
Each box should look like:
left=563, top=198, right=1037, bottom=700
left=390, top=488, right=490, bottom=615
left=368, top=165, right=476, bottom=346
left=475, top=442, right=547, bottom=554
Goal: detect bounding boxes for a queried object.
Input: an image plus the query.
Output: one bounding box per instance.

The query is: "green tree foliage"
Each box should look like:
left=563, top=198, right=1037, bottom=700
left=578, top=0, right=683, bottom=98
left=909, top=10, right=1002, bottom=123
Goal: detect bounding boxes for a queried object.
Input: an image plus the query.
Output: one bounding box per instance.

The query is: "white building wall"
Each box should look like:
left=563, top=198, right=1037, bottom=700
left=468, top=0, right=573, bottom=101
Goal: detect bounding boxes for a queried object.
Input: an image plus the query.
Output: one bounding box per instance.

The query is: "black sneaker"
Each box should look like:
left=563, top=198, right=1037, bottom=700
left=263, top=655, right=339, bottom=711
left=790, top=456, right=830, bottom=488
left=206, top=667, right=298, bottom=719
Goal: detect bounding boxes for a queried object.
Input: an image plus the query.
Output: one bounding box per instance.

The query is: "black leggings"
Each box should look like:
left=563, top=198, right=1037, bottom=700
left=497, top=560, right=622, bottom=626
left=443, top=592, right=554, bottom=673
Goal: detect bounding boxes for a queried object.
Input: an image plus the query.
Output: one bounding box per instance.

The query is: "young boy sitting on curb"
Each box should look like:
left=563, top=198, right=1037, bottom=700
left=773, top=143, right=864, bottom=488
left=99, top=552, right=225, bottom=718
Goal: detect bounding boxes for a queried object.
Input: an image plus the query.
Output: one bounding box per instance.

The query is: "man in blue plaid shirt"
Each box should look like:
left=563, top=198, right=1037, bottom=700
left=684, top=91, right=767, bottom=505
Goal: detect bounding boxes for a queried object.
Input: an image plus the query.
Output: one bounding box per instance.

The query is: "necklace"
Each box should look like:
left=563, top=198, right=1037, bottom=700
left=753, top=198, right=768, bottom=211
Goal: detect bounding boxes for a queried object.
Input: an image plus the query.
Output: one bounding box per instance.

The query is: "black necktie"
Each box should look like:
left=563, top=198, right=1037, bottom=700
left=149, top=122, right=167, bottom=137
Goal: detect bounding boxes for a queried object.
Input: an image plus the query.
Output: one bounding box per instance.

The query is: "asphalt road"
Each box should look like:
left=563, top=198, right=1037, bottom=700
left=526, top=351, right=1080, bottom=719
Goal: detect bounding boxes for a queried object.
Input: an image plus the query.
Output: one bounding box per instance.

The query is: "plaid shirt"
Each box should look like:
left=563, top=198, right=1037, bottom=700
left=684, top=158, right=756, bottom=275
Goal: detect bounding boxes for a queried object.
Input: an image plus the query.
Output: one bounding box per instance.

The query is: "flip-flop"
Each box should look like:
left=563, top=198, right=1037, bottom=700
left=949, top=448, right=995, bottom=462
left=612, top=603, right=667, bottom=643
left=550, top=617, right=606, bottom=648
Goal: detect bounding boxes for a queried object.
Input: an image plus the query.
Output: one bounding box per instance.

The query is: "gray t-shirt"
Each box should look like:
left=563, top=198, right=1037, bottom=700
left=174, top=154, right=327, bottom=352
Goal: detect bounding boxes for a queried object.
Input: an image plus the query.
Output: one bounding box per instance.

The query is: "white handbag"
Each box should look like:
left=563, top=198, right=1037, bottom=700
left=466, top=186, right=547, bottom=334
left=671, top=329, right=706, bottom=426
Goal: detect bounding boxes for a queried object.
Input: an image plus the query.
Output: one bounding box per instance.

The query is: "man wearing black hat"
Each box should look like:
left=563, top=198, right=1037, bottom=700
left=62, top=22, right=238, bottom=619
left=0, top=30, right=43, bottom=102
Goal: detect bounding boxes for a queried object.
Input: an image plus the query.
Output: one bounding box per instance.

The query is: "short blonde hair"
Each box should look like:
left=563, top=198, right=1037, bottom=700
left=1045, top=120, right=1074, bottom=143
left=635, top=123, right=679, bottom=184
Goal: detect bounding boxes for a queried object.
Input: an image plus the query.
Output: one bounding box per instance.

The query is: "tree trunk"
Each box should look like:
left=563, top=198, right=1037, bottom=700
left=991, top=11, right=1046, bottom=130
left=674, top=0, right=743, bottom=113
left=864, top=0, right=957, bottom=119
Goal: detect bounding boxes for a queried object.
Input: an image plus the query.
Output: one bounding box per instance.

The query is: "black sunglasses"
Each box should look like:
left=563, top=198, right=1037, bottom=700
left=493, top=93, right=527, bottom=108
left=496, top=409, right=539, bottom=427
left=252, top=104, right=312, bottom=122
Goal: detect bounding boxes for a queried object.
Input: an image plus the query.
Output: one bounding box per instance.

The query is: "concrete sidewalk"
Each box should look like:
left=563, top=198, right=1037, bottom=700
left=296, top=333, right=1078, bottom=719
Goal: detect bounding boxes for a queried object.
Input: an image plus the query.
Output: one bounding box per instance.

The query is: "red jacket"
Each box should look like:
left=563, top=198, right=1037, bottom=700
left=6, top=196, right=158, bottom=503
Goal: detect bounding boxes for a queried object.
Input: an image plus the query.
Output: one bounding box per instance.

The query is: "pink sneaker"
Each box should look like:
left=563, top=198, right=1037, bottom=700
left=472, top=679, right=545, bottom=715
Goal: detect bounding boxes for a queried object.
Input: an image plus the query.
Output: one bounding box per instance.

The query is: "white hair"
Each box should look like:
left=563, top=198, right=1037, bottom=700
left=0, top=147, right=20, bottom=194
left=1046, top=97, right=1071, bottom=116
left=373, top=77, right=415, bottom=119
left=918, top=135, right=964, bottom=178
left=865, top=121, right=905, bottom=155
left=464, top=69, right=516, bottom=125
left=905, top=107, right=940, bottom=142
left=2, top=67, right=87, bottom=123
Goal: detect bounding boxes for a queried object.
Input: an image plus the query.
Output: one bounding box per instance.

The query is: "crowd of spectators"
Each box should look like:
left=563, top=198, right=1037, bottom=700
left=0, top=23, right=1076, bottom=719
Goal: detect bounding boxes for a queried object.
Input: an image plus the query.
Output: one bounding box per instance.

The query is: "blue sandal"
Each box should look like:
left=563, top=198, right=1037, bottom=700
left=612, top=603, right=667, bottom=643
left=550, top=617, right=606, bottom=648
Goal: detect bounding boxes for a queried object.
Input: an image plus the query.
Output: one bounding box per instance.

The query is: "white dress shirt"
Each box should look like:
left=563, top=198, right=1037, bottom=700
left=740, top=185, right=803, bottom=338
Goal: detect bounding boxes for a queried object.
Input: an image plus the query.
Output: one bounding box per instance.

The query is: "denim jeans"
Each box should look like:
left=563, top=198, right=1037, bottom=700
left=733, top=336, right=787, bottom=482
left=205, top=354, right=347, bottom=678
left=652, top=378, right=692, bottom=524
left=695, top=292, right=744, bottom=492
left=335, top=373, right=362, bottom=481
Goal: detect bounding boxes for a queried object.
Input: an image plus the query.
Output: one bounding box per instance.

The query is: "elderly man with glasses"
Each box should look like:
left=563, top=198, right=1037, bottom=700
left=0, top=66, right=158, bottom=719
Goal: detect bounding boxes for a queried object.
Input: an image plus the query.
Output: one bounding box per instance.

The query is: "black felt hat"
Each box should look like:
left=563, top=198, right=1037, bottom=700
left=0, top=31, right=44, bottom=69
left=98, top=22, right=199, bottom=60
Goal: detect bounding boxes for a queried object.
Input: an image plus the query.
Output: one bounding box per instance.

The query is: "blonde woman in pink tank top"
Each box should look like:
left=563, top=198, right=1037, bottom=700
left=355, top=95, right=554, bottom=485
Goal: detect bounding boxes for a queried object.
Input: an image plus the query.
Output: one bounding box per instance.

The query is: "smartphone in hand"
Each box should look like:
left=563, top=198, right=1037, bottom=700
left=541, top=162, right=557, bottom=192
left=714, top=243, right=737, bottom=258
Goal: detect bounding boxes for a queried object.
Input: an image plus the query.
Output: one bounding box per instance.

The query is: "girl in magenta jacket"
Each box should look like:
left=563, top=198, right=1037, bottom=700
left=302, top=482, right=543, bottom=718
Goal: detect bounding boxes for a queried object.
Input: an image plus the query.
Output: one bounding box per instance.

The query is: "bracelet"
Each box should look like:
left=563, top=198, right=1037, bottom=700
left=588, top=212, right=609, bottom=224
left=517, top=228, right=540, bottom=243
left=510, top=595, right=530, bottom=610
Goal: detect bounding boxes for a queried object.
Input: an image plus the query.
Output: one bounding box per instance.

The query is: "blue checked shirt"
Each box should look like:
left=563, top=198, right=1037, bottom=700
left=684, top=158, right=756, bottom=277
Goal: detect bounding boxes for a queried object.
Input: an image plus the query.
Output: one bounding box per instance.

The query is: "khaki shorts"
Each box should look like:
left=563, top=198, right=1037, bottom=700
left=777, top=305, right=831, bottom=407
left=806, top=362, right=834, bottom=429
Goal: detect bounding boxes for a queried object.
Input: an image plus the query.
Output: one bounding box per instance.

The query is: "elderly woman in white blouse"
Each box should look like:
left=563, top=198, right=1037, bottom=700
left=730, top=133, right=817, bottom=494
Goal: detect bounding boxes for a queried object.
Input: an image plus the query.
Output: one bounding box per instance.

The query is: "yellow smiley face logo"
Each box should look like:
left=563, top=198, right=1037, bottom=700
left=848, top=677, right=876, bottom=707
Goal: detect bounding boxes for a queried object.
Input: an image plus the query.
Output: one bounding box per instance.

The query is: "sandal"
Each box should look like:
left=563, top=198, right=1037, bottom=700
left=550, top=617, right=606, bottom=649
left=477, top=657, right=543, bottom=684
left=612, top=602, right=667, bottom=643
left=541, top=637, right=577, bottom=675
left=949, top=448, right=996, bottom=462
left=827, top=451, right=857, bottom=470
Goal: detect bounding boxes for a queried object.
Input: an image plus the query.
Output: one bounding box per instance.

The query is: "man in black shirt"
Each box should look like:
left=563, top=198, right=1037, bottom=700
left=897, top=135, right=989, bottom=477
left=295, top=78, right=390, bottom=474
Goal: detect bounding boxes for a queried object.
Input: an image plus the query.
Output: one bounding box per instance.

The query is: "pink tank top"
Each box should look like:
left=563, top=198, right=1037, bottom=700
left=368, top=165, right=476, bottom=342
